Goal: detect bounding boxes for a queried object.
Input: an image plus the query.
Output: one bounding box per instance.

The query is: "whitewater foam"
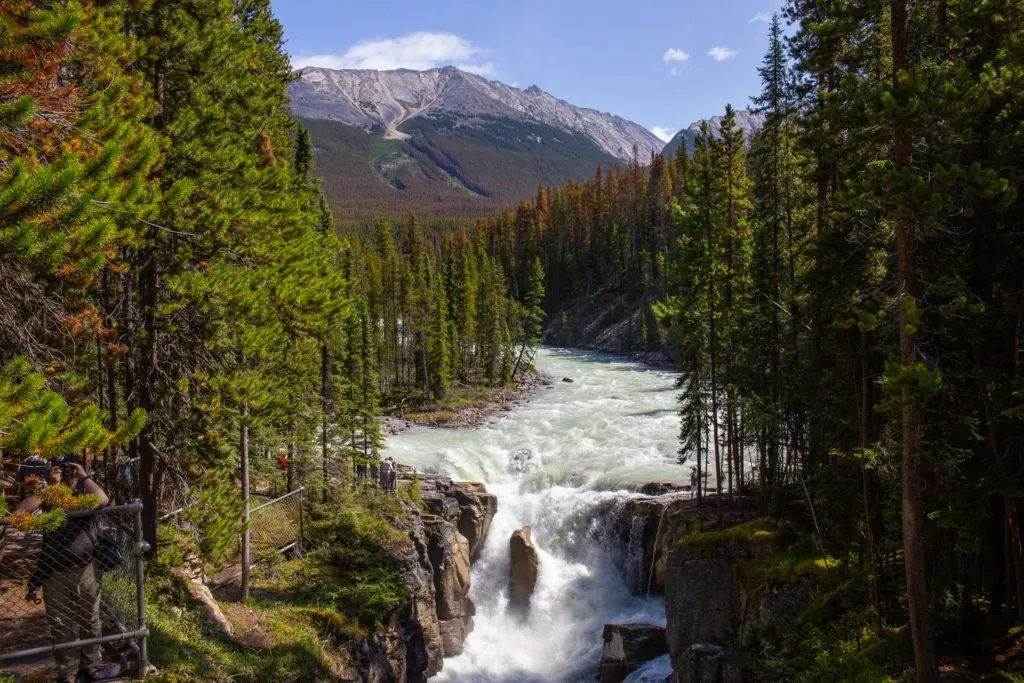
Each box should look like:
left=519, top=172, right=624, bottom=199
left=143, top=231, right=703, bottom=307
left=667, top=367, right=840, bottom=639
left=383, top=348, right=682, bottom=682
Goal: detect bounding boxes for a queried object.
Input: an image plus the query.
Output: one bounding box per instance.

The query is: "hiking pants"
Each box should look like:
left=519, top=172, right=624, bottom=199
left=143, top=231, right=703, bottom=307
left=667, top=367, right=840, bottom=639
left=43, top=562, right=102, bottom=679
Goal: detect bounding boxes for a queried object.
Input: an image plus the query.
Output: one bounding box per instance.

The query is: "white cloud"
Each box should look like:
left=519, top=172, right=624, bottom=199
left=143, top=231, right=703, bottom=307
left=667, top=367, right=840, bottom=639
left=456, top=63, right=497, bottom=78
left=707, top=46, right=737, bottom=61
left=651, top=126, right=677, bottom=143
left=750, top=12, right=772, bottom=23
left=663, top=48, right=690, bottom=63
left=291, top=32, right=496, bottom=76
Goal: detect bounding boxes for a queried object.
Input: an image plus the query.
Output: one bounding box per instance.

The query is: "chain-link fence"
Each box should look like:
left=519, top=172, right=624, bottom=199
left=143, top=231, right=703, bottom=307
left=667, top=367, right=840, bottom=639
left=249, top=488, right=304, bottom=559
left=0, top=502, right=147, bottom=681
left=90, top=458, right=140, bottom=508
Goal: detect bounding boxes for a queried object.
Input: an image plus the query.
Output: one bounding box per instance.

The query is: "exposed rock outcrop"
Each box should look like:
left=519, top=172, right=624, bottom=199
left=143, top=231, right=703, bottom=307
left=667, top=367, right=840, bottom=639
left=662, top=519, right=821, bottom=682
left=661, top=110, right=766, bottom=158
left=542, top=293, right=672, bottom=363
left=609, top=492, right=695, bottom=595
left=290, top=66, right=664, bottom=162
left=172, top=560, right=234, bottom=638
left=508, top=526, right=539, bottom=617
left=338, top=472, right=497, bottom=682
left=598, top=623, right=668, bottom=683
left=675, top=644, right=747, bottom=683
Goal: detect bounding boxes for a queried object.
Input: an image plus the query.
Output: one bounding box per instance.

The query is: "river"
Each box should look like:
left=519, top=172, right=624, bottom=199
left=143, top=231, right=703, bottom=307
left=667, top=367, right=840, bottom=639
left=383, top=347, right=682, bottom=683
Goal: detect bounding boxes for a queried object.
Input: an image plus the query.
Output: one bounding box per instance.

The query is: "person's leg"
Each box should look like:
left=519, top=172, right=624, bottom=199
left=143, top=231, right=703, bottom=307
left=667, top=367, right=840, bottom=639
left=43, top=568, right=82, bottom=681
left=75, top=563, right=103, bottom=673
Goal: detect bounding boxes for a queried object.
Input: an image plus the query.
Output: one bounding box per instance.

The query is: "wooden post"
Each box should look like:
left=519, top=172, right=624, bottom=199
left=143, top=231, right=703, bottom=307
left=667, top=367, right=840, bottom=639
left=240, top=405, right=250, bottom=603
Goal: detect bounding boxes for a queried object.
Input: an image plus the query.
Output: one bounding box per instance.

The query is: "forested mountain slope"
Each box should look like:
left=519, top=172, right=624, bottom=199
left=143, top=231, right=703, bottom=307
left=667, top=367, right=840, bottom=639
left=289, top=66, right=663, bottom=220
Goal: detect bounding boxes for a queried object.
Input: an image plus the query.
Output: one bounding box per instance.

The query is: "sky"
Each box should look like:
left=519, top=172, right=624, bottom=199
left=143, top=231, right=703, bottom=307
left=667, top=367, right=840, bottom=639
left=270, top=0, right=785, bottom=143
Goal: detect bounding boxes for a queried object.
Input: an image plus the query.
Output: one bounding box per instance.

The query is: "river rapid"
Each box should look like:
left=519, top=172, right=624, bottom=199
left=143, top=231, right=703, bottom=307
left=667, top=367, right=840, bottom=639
left=383, top=347, right=682, bottom=683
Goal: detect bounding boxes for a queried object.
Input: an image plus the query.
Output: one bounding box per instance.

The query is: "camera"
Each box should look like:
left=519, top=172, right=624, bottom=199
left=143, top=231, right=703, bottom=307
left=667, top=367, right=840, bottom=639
left=51, top=456, right=77, bottom=481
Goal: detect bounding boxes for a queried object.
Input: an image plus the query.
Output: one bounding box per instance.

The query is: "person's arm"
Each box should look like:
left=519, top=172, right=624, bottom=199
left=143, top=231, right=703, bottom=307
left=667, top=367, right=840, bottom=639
left=16, top=495, right=42, bottom=514
left=70, top=463, right=109, bottom=507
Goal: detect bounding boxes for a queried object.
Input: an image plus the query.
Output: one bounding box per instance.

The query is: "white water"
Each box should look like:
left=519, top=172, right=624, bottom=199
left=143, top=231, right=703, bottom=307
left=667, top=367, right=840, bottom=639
left=384, top=348, right=683, bottom=682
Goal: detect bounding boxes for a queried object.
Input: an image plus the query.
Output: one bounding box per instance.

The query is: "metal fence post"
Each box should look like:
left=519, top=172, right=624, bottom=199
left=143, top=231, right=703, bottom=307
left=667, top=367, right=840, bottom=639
left=298, top=487, right=304, bottom=554
left=135, top=503, right=149, bottom=675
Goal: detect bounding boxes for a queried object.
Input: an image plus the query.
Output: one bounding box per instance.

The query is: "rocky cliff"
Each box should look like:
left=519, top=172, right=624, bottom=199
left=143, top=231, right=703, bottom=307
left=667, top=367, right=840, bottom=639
left=338, top=473, right=497, bottom=682
left=608, top=490, right=695, bottom=596
left=607, top=497, right=827, bottom=683
left=543, top=292, right=672, bottom=365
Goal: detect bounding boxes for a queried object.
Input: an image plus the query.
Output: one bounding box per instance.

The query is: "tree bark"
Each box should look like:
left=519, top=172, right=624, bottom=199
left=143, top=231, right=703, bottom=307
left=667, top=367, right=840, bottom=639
left=321, top=344, right=330, bottom=487
left=239, top=409, right=250, bottom=603
left=138, top=232, right=159, bottom=552
left=891, top=1, right=938, bottom=679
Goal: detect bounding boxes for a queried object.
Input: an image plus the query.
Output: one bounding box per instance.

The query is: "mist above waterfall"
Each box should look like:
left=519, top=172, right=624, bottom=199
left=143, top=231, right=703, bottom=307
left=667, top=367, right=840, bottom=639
left=383, top=348, right=682, bottom=682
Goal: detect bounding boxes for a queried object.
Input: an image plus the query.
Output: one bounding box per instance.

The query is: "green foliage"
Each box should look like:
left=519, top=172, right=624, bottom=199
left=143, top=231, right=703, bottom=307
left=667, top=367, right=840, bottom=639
left=177, top=470, right=244, bottom=567
left=0, top=357, right=144, bottom=458
left=752, top=609, right=906, bottom=683
left=297, top=491, right=408, bottom=629
left=678, top=517, right=786, bottom=549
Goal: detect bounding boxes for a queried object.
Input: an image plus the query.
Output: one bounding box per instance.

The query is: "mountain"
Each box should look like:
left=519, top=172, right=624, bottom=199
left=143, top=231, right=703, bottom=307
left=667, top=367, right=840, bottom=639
left=288, top=66, right=664, bottom=221
left=661, top=110, right=766, bottom=158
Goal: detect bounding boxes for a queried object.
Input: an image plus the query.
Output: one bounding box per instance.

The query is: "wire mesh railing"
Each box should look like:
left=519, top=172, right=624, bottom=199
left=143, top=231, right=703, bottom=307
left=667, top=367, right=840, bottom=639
left=0, top=503, right=148, bottom=682
left=90, top=457, right=141, bottom=508
left=249, top=487, right=304, bottom=558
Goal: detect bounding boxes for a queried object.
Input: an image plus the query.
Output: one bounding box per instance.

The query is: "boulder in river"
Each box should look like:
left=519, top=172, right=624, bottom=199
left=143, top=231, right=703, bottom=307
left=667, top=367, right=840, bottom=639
left=638, top=482, right=686, bottom=496
left=508, top=527, right=538, bottom=617
left=507, top=448, right=536, bottom=475
left=562, top=377, right=574, bottom=383
left=598, top=623, right=668, bottom=683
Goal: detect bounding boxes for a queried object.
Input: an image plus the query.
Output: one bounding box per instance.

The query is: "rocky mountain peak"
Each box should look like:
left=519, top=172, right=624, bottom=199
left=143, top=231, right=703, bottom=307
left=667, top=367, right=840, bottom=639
left=288, top=66, right=663, bottom=161
left=661, top=109, right=767, bottom=158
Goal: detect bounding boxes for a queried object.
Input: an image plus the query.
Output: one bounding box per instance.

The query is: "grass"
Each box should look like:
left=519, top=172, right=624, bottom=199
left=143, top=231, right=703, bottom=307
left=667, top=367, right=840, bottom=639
left=146, top=567, right=349, bottom=682
left=147, top=487, right=412, bottom=681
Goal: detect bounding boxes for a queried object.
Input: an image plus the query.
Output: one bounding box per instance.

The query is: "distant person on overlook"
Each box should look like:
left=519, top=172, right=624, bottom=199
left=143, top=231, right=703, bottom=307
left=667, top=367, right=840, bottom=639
left=380, top=457, right=398, bottom=494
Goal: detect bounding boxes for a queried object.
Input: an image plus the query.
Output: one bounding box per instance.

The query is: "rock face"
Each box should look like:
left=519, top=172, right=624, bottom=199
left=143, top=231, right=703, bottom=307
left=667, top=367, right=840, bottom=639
left=675, top=644, right=747, bottom=683
left=290, top=66, right=663, bottom=162
left=661, top=110, right=766, bottom=158
left=608, top=492, right=695, bottom=595
left=598, top=623, right=668, bottom=683
left=339, top=472, right=497, bottom=682
left=508, top=527, right=539, bottom=617
left=662, top=525, right=819, bottom=682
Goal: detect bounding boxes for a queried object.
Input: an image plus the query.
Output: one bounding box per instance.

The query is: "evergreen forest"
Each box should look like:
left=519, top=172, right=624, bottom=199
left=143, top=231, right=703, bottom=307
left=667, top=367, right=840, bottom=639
left=0, top=0, right=1022, bottom=681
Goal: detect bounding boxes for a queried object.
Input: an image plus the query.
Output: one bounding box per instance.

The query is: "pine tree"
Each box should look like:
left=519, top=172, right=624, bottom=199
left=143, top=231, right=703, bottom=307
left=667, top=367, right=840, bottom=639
left=512, top=258, right=545, bottom=379
left=0, top=357, right=144, bottom=459
left=455, top=240, right=479, bottom=379
left=427, top=272, right=453, bottom=399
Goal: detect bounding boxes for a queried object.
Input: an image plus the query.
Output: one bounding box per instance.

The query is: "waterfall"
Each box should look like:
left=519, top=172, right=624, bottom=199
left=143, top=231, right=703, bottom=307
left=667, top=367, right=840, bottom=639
left=624, top=515, right=648, bottom=594
left=645, top=506, right=667, bottom=596
left=383, top=347, right=681, bottom=682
